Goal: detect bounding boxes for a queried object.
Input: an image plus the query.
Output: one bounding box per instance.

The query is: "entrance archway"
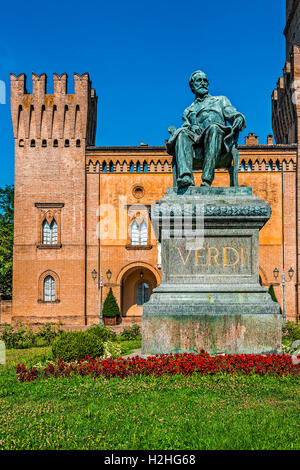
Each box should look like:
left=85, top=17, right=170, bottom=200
left=120, top=265, right=159, bottom=317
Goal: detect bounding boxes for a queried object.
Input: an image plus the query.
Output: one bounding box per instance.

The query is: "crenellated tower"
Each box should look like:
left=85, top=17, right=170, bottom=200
left=11, top=72, right=97, bottom=147
left=272, top=0, right=300, bottom=322
left=11, top=72, right=97, bottom=324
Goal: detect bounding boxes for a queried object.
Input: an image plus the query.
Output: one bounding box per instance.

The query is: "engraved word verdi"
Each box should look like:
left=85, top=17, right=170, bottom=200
left=177, top=246, right=244, bottom=267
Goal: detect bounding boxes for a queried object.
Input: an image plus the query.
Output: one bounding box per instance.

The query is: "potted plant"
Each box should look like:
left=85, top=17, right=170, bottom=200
left=102, top=288, right=121, bottom=326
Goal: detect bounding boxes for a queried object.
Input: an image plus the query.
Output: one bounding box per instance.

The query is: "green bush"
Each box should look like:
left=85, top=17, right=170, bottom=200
left=120, top=324, right=141, bottom=341
left=283, top=322, right=300, bottom=341
left=86, top=325, right=117, bottom=342
left=0, top=322, right=63, bottom=349
left=102, top=341, right=122, bottom=359
left=102, top=288, right=121, bottom=318
left=36, top=323, right=63, bottom=346
left=0, top=323, right=36, bottom=349
left=52, top=331, right=104, bottom=361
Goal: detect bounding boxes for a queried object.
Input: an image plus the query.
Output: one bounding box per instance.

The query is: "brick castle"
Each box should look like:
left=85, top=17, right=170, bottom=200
left=4, top=0, right=300, bottom=326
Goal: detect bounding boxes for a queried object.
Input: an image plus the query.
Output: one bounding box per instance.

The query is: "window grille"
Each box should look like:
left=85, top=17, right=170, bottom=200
left=44, top=275, right=55, bottom=301
left=42, top=219, right=58, bottom=245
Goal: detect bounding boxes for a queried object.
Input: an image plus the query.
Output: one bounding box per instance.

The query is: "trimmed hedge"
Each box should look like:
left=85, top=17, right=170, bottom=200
left=86, top=325, right=117, bottom=342
left=52, top=331, right=104, bottom=361
left=102, top=288, right=121, bottom=318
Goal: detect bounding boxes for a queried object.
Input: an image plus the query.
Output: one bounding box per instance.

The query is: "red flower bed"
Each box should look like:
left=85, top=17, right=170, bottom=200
left=16, top=351, right=300, bottom=382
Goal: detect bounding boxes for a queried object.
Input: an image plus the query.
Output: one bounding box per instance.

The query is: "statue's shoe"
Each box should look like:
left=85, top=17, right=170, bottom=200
left=177, top=176, right=195, bottom=189
left=201, top=181, right=211, bottom=187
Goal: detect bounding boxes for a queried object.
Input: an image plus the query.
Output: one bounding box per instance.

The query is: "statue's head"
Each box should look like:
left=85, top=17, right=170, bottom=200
left=189, top=71, right=209, bottom=97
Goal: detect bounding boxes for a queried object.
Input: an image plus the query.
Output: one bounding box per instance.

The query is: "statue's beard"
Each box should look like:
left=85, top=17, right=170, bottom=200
left=195, top=87, right=208, bottom=97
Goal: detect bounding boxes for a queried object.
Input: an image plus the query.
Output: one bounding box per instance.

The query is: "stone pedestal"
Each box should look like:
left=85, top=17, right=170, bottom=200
left=142, top=187, right=282, bottom=355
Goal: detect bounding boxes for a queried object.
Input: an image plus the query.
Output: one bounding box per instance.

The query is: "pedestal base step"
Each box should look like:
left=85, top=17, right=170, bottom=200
left=142, top=313, right=282, bottom=355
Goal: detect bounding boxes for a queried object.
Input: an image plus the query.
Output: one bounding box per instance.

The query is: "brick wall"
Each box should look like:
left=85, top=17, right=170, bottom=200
left=0, top=300, right=12, bottom=324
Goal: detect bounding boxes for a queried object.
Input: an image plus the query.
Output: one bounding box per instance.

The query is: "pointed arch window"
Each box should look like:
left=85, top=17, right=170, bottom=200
left=268, top=161, right=273, bottom=172
left=247, top=161, right=252, bottom=172
left=131, top=219, right=148, bottom=245
left=240, top=161, right=245, bottom=172
left=35, top=203, right=64, bottom=249
left=137, top=282, right=149, bottom=306
left=43, top=275, right=55, bottom=302
left=42, top=219, right=58, bottom=245
left=143, top=161, right=148, bottom=172
left=130, top=161, right=135, bottom=173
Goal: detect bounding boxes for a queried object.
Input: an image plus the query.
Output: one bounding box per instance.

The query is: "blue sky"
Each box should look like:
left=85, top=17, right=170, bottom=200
left=0, top=0, right=285, bottom=187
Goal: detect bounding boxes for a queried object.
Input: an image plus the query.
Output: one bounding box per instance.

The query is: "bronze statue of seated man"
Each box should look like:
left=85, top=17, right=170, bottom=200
left=166, top=70, right=246, bottom=189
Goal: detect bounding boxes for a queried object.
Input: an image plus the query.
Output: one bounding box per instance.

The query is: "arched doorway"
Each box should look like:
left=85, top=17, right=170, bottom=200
left=120, top=266, right=158, bottom=317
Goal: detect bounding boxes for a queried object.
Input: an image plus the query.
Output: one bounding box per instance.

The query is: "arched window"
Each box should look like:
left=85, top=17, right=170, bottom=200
left=143, top=161, right=148, bottom=172
left=42, top=219, right=58, bottom=245
left=136, top=161, right=141, bottom=173
left=240, top=161, right=245, bottom=172
left=42, top=139, right=47, bottom=147
left=275, top=160, right=280, bottom=172
left=247, top=161, right=252, bottom=172
left=76, top=139, right=81, bottom=147
left=109, top=161, right=114, bottom=172
left=268, top=161, right=273, bottom=172
left=53, top=139, right=58, bottom=147
left=137, top=282, right=149, bottom=306
left=102, top=161, right=107, bottom=173
left=130, top=161, right=135, bottom=173
left=64, top=139, right=70, bottom=147
left=30, top=139, right=36, bottom=148
left=131, top=220, right=148, bottom=245
left=43, top=275, right=55, bottom=302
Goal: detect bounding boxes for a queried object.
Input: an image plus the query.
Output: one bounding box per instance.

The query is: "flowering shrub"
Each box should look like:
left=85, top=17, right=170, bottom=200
left=16, top=351, right=299, bottom=382
left=120, top=324, right=141, bottom=341
left=0, top=322, right=63, bottom=349
left=102, top=341, right=122, bottom=359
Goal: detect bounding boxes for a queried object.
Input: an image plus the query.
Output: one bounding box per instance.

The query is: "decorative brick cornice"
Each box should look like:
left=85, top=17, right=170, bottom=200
left=151, top=204, right=271, bottom=218
left=125, top=245, right=153, bottom=250
left=36, top=244, right=62, bottom=249
left=35, top=203, right=65, bottom=208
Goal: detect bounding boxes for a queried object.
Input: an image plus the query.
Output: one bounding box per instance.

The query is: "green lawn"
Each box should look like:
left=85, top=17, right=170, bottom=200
left=0, top=347, right=299, bottom=450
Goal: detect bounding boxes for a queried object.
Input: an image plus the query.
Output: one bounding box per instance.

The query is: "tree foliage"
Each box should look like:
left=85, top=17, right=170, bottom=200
left=102, top=288, right=121, bottom=318
left=0, top=185, right=14, bottom=299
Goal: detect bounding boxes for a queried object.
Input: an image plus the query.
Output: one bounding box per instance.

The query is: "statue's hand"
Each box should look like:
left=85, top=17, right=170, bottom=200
left=168, top=126, right=177, bottom=136
left=232, top=116, right=244, bottom=132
